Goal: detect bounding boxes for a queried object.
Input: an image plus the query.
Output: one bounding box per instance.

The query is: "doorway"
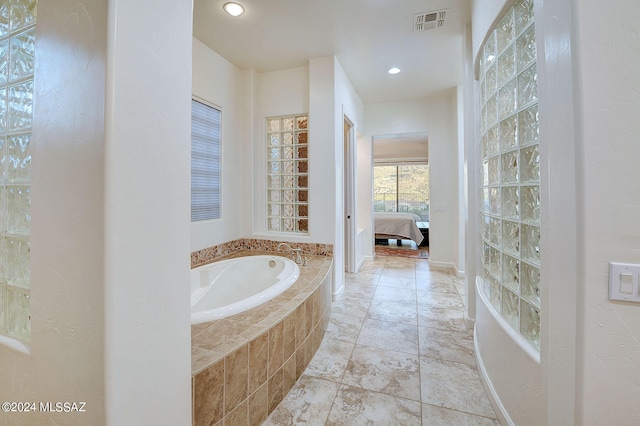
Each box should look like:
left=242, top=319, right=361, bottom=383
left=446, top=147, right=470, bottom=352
left=344, top=116, right=356, bottom=273
left=372, top=133, right=429, bottom=253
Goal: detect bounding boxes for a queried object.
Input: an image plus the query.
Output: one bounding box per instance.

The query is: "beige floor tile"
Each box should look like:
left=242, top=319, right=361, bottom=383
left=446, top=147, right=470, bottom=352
left=381, top=268, right=416, bottom=279
left=417, top=305, right=468, bottom=332
left=345, top=272, right=380, bottom=286
left=357, top=262, right=385, bottom=275
left=304, top=338, right=354, bottom=381
left=330, top=295, right=371, bottom=318
left=357, top=318, right=419, bottom=354
left=377, top=275, right=417, bottom=290
left=384, top=257, right=416, bottom=267
left=325, top=312, right=365, bottom=343
left=264, top=375, right=340, bottom=426
left=342, top=345, right=421, bottom=401
left=343, top=284, right=377, bottom=300
left=420, top=357, right=496, bottom=419
left=373, top=286, right=418, bottom=304
left=417, top=290, right=465, bottom=310
left=326, top=385, right=422, bottom=426
left=456, top=283, right=466, bottom=299
left=264, top=256, right=499, bottom=426
left=366, top=299, right=418, bottom=325
left=418, top=325, right=475, bottom=365
left=415, top=259, right=430, bottom=271
left=416, top=269, right=454, bottom=281
left=422, top=404, right=500, bottom=425
left=416, top=279, right=458, bottom=294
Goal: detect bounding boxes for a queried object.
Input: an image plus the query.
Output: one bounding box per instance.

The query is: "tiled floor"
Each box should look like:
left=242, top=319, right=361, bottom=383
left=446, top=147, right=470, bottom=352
left=263, top=254, right=500, bottom=425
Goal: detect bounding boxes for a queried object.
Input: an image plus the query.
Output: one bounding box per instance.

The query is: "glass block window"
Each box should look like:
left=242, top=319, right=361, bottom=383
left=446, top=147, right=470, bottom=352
left=0, top=0, right=37, bottom=344
left=479, top=0, right=540, bottom=349
left=266, top=114, right=309, bottom=233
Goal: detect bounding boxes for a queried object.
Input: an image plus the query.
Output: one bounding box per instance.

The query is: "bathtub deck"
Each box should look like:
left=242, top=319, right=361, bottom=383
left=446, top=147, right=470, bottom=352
left=190, top=250, right=333, bottom=426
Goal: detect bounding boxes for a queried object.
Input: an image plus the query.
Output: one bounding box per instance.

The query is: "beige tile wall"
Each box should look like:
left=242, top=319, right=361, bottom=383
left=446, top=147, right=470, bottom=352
left=191, top=238, right=333, bottom=268
left=191, top=247, right=333, bottom=426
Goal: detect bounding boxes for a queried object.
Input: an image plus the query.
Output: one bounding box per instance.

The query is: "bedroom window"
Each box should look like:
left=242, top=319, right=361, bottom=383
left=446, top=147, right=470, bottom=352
left=191, top=98, right=221, bottom=222
left=266, top=114, right=309, bottom=234
left=0, top=0, right=37, bottom=345
left=373, top=164, right=429, bottom=221
left=478, top=0, right=540, bottom=350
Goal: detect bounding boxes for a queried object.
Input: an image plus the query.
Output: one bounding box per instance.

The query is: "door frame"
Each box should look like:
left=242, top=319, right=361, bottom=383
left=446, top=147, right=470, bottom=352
left=344, top=114, right=356, bottom=273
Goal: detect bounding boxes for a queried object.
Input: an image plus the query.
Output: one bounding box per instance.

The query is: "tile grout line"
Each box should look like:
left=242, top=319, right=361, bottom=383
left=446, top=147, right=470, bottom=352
left=265, top=254, right=500, bottom=425
left=414, top=259, right=425, bottom=424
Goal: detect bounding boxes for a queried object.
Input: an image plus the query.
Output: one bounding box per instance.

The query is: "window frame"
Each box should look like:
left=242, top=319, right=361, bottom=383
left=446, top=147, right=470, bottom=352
left=477, top=0, right=541, bottom=355
left=265, top=114, right=309, bottom=234
left=191, top=96, right=222, bottom=222
left=373, top=162, right=430, bottom=221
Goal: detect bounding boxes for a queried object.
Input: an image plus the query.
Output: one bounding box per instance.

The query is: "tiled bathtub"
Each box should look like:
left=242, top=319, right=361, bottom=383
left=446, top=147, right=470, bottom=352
left=191, top=250, right=333, bottom=425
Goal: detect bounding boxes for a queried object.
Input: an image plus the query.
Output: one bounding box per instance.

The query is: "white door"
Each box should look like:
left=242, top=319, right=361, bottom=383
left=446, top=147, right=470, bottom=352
left=344, top=116, right=356, bottom=273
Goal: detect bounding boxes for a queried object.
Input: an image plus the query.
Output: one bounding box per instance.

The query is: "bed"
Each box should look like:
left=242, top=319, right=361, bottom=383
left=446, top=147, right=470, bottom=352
left=374, top=212, right=425, bottom=246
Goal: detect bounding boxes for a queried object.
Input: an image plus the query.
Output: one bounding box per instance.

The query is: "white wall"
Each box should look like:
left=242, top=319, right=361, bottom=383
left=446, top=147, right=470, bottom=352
left=335, top=60, right=364, bottom=138
left=0, top=1, right=193, bottom=425
left=463, top=22, right=479, bottom=322
left=356, top=133, right=374, bottom=261
left=536, top=0, right=579, bottom=423
left=192, top=44, right=314, bottom=247
left=334, top=58, right=364, bottom=280
left=258, top=67, right=310, bottom=119
left=0, top=1, right=108, bottom=423
left=103, top=0, right=193, bottom=424
left=473, top=0, right=640, bottom=424
left=252, top=66, right=310, bottom=240
left=455, top=85, right=466, bottom=276
left=308, top=57, right=341, bottom=295
left=0, top=0, right=192, bottom=425
left=572, top=0, right=640, bottom=423
left=363, top=95, right=460, bottom=269
left=191, top=38, right=248, bottom=251
left=475, top=290, right=545, bottom=424
left=191, top=48, right=365, bottom=299
left=470, top=1, right=547, bottom=424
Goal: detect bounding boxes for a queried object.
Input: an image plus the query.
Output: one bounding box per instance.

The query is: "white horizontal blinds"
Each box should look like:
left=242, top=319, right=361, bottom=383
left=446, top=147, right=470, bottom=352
left=191, top=99, right=221, bottom=222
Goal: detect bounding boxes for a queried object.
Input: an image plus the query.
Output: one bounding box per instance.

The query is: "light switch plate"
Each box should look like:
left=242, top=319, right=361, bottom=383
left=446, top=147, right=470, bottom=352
left=609, top=262, right=640, bottom=303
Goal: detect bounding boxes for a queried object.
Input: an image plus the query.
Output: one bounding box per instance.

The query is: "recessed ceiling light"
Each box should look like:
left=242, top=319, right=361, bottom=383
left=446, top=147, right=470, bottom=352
left=388, top=67, right=401, bottom=75
left=223, top=2, right=245, bottom=16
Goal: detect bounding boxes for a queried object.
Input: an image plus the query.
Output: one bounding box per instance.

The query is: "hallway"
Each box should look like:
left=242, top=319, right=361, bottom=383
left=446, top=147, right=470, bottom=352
left=264, top=255, right=499, bottom=425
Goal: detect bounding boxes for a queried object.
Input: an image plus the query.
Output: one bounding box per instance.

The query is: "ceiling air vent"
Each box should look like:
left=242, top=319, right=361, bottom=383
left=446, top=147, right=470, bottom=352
left=414, top=9, right=448, bottom=32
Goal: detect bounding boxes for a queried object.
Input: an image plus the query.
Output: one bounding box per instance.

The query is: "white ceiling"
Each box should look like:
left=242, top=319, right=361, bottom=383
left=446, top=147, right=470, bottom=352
left=193, top=0, right=471, bottom=104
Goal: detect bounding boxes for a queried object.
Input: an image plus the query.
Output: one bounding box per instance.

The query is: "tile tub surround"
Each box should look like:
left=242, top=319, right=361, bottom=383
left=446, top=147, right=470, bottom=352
left=191, top=238, right=333, bottom=268
left=191, top=251, right=333, bottom=426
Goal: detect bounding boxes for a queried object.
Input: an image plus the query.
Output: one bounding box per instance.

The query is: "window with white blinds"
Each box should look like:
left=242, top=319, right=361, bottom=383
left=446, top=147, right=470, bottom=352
left=191, top=98, right=221, bottom=222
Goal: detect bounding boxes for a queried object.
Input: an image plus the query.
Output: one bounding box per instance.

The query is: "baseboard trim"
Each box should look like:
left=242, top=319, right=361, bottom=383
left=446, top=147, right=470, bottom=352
left=332, top=283, right=344, bottom=301
left=474, top=328, right=514, bottom=426
left=427, top=260, right=456, bottom=271
left=356, top=256, right=374, bottom=272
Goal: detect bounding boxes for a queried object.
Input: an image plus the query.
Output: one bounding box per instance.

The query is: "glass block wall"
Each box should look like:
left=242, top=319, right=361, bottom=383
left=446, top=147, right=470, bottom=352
left=267, top=114, right=309, bottom=233
left=479, top=0, right=540, bottom=349
left=0, top=0, right=36, bottom=345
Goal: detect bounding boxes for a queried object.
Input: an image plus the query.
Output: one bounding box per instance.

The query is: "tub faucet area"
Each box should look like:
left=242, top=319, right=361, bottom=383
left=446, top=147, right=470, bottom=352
left=277, top=242, right=305, bottom=265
